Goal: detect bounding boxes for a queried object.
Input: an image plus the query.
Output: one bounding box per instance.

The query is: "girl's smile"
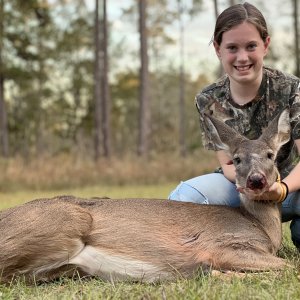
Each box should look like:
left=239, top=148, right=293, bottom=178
left=234, top=64, right=253, bottom=72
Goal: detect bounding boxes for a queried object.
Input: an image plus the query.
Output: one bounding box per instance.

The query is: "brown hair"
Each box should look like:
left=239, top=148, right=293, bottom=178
left=213, top=2, right=269, bottom=45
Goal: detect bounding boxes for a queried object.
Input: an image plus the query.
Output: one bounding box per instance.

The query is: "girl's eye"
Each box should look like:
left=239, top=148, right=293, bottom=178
left=227, top=45, right=237, bottom=52
left=247, top=44, right=257, bottom=51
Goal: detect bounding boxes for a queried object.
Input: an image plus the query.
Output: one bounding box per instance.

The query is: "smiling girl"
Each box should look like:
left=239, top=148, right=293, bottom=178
left=169, top=2, right=300, bottom=249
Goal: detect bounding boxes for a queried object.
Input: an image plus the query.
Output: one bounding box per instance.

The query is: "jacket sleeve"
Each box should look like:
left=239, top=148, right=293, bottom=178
left=195, top=92, right=221, bottom=151
left=290, top=80, right=300, bottom=141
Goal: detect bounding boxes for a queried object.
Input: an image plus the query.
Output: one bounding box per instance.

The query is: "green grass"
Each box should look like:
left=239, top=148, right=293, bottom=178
left=0, top=184, right=300, bottom=300
left=0, top=183, right=175, bottom=209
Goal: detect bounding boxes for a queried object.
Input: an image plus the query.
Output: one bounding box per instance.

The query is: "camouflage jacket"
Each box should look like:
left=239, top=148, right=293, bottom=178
left=195, top=66, right=300, bottom=178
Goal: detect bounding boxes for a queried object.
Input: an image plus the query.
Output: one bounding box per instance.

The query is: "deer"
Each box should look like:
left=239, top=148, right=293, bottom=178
left=0, top=108, right=292, bottom=284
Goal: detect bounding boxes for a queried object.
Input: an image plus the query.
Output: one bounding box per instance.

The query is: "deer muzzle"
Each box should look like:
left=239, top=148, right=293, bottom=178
left=246, top=173, right=267, bottom=190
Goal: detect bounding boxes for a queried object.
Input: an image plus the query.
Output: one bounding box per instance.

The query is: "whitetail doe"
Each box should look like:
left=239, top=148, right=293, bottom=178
left=0, top=109, right=292, bottom=283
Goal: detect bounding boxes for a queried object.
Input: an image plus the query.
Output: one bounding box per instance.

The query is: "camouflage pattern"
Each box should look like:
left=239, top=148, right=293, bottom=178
left=195, top=66, right=300, bottom=178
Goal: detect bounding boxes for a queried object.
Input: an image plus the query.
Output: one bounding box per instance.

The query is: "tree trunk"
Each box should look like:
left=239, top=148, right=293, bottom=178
left=177, top=0, right=186, bottom=157
left=101, top=0, right=111, bottom=157
left=293, top=0, right=300, bottom=77
left=0, top=77, right=8, bottom=157
left=35, top=20, right=46, bottom=157
left=137, top=0, right=150, bottom=156
left=213, top=0, right=219, bottom=19
left=94, top=0, right=102, bottom=160
left=213, top=0, right=224, bottom=78
left=0, top=0, right=8, bottom=157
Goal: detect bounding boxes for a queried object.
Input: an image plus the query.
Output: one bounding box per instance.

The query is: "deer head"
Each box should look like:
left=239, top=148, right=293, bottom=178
left=205, top=109, right=291, bottom=197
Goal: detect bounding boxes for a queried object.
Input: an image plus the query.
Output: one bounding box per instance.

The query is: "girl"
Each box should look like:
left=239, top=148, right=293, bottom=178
left=169, top=2, right=300, bottom=249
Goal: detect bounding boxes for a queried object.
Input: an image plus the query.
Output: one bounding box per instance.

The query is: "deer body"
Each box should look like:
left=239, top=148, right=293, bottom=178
left=0, top=109, right=292, bottom=283
left=0, top=196, right=285, bottom=283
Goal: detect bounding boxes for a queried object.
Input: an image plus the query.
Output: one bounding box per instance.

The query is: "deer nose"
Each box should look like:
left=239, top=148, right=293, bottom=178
left=246, top=173, right=267, bottom=190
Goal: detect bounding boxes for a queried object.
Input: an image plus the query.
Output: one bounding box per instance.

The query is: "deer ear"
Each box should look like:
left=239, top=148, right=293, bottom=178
left=204, top=113, right=245, bottom=152
left=259, top=108, right=291, bottom=152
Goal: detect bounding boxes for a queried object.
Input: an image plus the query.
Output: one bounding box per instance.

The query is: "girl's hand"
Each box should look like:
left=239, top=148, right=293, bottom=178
left=254, top=182, right=284, bottom=202
left=238, top=181, right=288, bottom=202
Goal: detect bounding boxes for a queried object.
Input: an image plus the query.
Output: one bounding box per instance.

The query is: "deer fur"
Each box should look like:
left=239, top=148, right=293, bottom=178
left=0, top=109, right=292, bottom=283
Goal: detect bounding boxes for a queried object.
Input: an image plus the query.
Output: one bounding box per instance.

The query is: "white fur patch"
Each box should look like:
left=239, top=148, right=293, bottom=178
left=69, top=245, right=171, bottom=282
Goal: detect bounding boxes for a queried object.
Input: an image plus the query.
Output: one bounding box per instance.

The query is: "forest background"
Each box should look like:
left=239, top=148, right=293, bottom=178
left=0, top=0, right=299, bottom=192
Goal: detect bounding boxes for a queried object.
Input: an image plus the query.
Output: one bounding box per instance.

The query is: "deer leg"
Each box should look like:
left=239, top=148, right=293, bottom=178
left=218, top=251, right=290, bottom=273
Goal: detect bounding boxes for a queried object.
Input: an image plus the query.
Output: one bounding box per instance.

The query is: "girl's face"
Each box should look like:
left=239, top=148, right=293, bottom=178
left=213, top=21, right=270, bottom=85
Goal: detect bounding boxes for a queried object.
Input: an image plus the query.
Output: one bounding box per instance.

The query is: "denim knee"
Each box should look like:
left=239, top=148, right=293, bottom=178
left=168, top=182, right=208, bottom=204
left=290, top=218, right=300, bottom=248
left=282, top=191, right=300, bottom=222
left=169, top=173, right=240, bottom=207
left=281, top=191, right=300, bottom=248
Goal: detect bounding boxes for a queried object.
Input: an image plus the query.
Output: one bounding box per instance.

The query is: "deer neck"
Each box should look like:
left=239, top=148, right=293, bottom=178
left=240, top=195, right=282, bottom=252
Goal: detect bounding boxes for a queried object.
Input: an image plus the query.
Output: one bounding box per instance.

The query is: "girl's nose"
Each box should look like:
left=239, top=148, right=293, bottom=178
left=237, top=49, right=248, bottom=62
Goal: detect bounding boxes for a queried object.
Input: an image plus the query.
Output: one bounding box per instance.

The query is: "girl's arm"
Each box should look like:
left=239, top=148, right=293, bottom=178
left=216, top=150, right=236, bottom=183
left=280, top=139, right=300, bottom=192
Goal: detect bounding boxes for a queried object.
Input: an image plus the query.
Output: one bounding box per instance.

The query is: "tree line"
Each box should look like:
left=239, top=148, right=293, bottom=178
left=0, top=0, right=299, bottom=160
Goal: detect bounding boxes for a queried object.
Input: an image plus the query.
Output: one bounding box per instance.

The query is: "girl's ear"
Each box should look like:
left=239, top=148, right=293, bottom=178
left=263, top=36, right=271, bottom=55
left=213, top=41, right=221, bottom=59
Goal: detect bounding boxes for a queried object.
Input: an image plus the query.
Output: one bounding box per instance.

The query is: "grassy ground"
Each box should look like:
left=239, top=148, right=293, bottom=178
left=0, top=183, right=175, bottom=210
left=0, top=184, right=300, bottom=299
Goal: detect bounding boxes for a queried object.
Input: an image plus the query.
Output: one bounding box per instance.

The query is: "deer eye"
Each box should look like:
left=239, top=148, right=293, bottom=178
left=267, top=152, right=274, bottom=160
left=233, top=156, right=241, bottom=165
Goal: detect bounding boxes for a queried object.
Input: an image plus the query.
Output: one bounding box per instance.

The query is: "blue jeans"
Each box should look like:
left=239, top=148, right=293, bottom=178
left=168, top=173, right=300, bottom=248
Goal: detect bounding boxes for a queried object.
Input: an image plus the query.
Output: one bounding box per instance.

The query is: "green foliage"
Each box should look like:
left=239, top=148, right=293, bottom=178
left=0, top=0, right=293, bottom=159
left=3, top=0, right=58, bottom=156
